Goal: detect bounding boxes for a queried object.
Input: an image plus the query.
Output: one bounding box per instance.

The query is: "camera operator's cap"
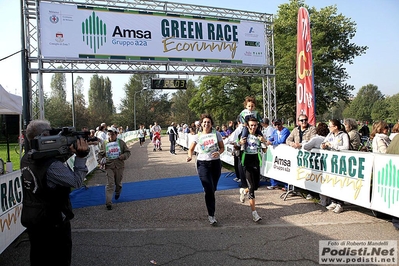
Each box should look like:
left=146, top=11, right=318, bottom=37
left=273, top=118, right=282, bottom=125
left=108, top=126, right=118, bottom=133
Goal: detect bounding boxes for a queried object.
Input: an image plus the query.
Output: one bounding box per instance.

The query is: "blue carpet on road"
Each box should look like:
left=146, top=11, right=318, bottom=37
left=71, top=172, right=266, bottom=209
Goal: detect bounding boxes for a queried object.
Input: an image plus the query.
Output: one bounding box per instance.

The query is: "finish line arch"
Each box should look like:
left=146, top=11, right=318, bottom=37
left=21, top=0, right=276, bottom=127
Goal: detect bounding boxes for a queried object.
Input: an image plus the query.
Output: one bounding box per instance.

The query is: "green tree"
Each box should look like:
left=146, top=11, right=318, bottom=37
left=118, top=73, right=172, bottom=129
left=386, top=94, right=399, bottom=123
left=119, top=73, right=152, bottom=130
left=151, top=93, right=173, bottom=127
left=371, top=98, right=389, bottom=122
left=342, top=104, right=353, bottom=121
left=274, top=0, right=368, bottom=120
left=44, top=71, right=72, bottom=127
left=171, top=79, right=198, bottom=124
left=50, top=68, right=67, bottom=101
left=73, top=76, right=89, bottom=130
left=324, top=99, right=348, bottom=121
left=87, top=74, right=115, bottom=127
left=188, top=71, right=263, bottom=125
left=188, top=75, right=229, bottom=124
left=346, top=84, right=383, bottom=122
left=223, top=73, right=263, bottom=121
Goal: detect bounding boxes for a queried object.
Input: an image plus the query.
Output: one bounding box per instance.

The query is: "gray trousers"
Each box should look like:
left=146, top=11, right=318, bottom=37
left=105, top=167, right=124, bottom=206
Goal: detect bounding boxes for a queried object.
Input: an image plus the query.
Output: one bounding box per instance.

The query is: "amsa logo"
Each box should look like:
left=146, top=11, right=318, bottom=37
left=111, top=26, right=152, bottom=47
left=273, top=156, right=291, bottom=172
left=112, top=26, right=152, bottom=39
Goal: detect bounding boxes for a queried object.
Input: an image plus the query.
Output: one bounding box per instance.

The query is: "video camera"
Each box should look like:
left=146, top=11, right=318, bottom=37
left=28, top=127, right=94, bottom=160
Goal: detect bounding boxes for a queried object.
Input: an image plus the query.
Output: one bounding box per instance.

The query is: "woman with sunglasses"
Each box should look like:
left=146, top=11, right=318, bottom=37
left=186, top=114, right=225, bottom=225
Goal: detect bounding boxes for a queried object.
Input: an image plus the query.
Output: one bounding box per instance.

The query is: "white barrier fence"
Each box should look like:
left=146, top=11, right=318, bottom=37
left=177, top=131, right=399, bottom=218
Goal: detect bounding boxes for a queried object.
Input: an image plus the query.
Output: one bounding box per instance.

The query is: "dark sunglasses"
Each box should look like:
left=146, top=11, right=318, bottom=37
left=299, top=119, right=308, bottom=122
left=274, top=123, right=282, bottom=126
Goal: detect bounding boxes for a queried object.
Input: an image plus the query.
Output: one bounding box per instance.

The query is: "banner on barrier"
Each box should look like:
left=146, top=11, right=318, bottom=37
left=176, top=135, right=399, bottom=217
left=371, top=154, right=399, bottom=217
left=261, top=145, right=373, bottom=208
left=0, top=171, right=24, bottom=254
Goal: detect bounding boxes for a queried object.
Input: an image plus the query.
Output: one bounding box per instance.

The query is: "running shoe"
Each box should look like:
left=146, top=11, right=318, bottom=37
left=252, top=211, right=262, bottom=222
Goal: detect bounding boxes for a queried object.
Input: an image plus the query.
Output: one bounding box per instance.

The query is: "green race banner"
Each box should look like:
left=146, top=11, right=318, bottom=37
left=40, top=2, right=266, bottom=66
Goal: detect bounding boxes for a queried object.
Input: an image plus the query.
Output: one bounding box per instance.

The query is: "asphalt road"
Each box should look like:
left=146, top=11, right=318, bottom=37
left=1, top=136, right=398, bottom=266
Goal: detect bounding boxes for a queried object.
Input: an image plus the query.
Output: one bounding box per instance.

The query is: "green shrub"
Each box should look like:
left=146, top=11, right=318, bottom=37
left=0, top=143, right=21, bottom=172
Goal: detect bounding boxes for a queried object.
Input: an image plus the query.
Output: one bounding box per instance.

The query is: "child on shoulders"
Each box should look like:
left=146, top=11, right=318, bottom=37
left=238, top=96, right=263, bottom=150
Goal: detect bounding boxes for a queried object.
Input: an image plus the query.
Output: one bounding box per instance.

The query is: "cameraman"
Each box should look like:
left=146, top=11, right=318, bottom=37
left=20, top=119, right=89, bottom=266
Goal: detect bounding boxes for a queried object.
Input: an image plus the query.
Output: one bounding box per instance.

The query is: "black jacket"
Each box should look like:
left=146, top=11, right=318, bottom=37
left=20, top=154, right=74, bottom=227
left=167, top=126, right=178, bottom=141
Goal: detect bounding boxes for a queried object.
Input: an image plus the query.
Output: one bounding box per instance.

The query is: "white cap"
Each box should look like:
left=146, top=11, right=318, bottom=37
left=107, top=126, right=118, bottom=133
left=195, top=121, right=200, bottom=126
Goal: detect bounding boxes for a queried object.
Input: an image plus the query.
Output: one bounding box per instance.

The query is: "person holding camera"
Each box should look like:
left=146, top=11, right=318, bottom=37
left=98, top=126, right=131, bottom=210
left=20, top=119, right=90, bottom=266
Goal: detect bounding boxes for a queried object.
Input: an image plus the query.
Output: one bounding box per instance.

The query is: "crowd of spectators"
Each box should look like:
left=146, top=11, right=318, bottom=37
left=204, top=117, right=399, bottom=218
left=81, top=117, right=399, bottom=228
left=92, top=117, right=399, bottom=227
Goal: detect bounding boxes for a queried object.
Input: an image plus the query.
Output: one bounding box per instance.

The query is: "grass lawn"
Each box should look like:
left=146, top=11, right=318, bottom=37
left=0, top=143, right=22, bottom=172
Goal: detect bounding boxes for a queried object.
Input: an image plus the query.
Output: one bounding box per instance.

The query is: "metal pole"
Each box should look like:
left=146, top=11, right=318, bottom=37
left=71, top=72, right=75, bottom=128
left=134, top=88, right=147, bottom=130
left=134, top=91, right=137, bottom=130
left=262, top=76, right=266, bottom=118
left=3, top=115, right=11, bottom=163
left=20, top=0, right=30, bottom=127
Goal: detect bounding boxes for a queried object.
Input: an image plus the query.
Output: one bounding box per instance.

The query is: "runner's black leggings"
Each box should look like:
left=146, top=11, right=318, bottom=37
left=197, top=159, right=222, bottom=216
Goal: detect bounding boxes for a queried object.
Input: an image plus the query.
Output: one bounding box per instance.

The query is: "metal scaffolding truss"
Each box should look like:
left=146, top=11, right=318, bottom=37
left=57, top=0, right=273, bottom=22
left=35, top=60, right=275, bottom=77
left=22, top=0, right=276, bottom=120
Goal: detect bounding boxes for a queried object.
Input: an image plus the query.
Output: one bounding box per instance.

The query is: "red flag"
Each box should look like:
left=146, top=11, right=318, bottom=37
left=296, top=7, right=316, bottom=126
